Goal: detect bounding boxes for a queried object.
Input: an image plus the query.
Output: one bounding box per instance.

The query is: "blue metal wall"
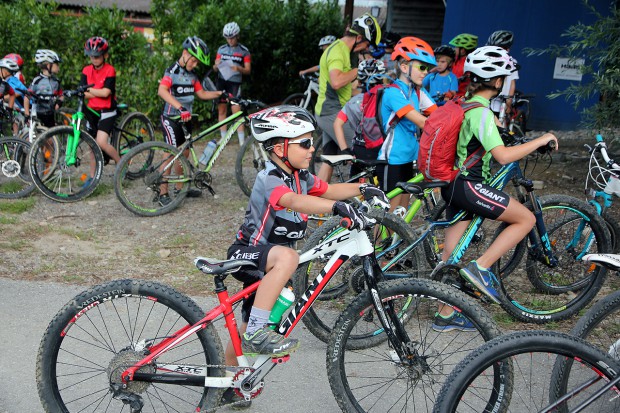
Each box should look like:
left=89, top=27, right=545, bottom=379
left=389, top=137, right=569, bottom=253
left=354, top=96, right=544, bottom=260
left=442, top=0, right=613, bottom=130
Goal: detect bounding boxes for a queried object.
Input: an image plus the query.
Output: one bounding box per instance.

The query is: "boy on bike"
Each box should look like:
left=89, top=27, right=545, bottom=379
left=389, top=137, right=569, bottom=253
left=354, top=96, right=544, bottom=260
left=81, top=36, right=121, bottom=168
left=0, top=57, right=29, bottom=135
left=440, top=46, right=557, bottom=305
left=214, top=22, right=251, bottom=145
left=157, top=36, right=223, bottom=206
left=220, top=105, right=389, bottom=407
left=30, top=49, right=63, bottom=128
left=423, top=45, right=458, bottom=106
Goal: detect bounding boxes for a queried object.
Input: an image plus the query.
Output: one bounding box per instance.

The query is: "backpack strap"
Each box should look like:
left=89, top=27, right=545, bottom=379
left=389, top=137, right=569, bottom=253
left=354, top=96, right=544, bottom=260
left=454, top=101, right=488, bottom=179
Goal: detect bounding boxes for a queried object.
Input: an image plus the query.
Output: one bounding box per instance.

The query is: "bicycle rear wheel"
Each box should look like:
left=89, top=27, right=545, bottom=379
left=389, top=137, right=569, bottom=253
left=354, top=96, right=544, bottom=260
left=55, top=107, right=75, bottom=126
left=114, top=141, right=190, bottom=216
left=282, top=92, right=311, bottom=109
left=328, top=278, right=504, bottom=413
left=235, top=134, right=268, bottom=197
left=0, top=137, right=36, bottom=198
left=29, top=126, right=103, bottom=202
left=36, top=279, right=225, bottom=413
left=293, top=209, right=424, bottom=344
left=433, top=330, right=620, bottom=413
left=115, top=111, right=155, bottom=157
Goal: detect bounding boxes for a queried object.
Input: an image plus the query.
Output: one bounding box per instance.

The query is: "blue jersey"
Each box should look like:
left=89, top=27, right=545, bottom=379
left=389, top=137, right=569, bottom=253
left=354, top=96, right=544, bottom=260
left=5, top=76, right=28, bottom=110
left=423, top=71, right=458, bottom=106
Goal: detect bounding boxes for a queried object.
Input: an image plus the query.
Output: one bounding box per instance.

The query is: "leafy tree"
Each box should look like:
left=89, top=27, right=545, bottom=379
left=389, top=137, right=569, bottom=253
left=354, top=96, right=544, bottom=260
left=525, top=0, right=620, bottom=130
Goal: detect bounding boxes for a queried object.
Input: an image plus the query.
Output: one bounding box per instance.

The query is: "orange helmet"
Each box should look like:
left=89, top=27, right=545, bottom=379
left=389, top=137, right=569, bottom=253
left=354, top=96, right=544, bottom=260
left=390, top=36, right=436, bottom=65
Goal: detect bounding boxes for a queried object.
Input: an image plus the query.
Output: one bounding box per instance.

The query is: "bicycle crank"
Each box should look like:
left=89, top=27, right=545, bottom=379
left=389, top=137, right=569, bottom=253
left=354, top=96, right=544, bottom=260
left=195, top=172, right=216, bottom=195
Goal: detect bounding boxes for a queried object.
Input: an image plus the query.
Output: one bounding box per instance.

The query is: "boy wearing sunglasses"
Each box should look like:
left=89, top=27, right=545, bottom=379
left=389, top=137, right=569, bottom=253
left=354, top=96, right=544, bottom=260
left=377, top=36, right=437, bottom=212
left=220, top=105, right=389, bottom=407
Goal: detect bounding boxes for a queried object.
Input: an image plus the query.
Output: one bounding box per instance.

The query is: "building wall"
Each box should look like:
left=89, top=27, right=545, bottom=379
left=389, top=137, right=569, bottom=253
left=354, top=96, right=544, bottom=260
left=443, top=0, right=614, bottom=130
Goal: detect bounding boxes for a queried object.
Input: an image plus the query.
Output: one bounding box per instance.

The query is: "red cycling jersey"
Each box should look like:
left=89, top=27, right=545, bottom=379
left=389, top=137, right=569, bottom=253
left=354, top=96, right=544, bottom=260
left=81, top=63, right=117, bottom=110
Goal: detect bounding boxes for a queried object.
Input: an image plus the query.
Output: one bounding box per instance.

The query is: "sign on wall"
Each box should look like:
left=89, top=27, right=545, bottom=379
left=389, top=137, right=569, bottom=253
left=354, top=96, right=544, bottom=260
left=553, top=57, right=585, bottom=81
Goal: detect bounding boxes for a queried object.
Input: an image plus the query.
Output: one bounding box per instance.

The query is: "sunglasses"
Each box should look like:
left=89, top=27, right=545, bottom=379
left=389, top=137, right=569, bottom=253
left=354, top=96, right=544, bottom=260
left=410, top=63, right=431, bottom=72
left=288, top=137, right=313, bottom=149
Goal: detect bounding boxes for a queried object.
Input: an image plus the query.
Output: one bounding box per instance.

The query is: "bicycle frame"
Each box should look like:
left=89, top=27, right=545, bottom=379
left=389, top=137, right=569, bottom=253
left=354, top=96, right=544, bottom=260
left=120, top=221, right=414, bottom=393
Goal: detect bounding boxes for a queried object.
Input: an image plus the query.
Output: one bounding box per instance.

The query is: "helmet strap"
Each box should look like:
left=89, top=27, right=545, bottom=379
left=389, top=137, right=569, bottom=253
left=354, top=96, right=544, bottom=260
left=280, top=140, right=295, bottom=170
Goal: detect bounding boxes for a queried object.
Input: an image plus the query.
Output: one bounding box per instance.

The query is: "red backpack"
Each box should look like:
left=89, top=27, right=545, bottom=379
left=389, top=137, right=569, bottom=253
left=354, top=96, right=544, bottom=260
left=417, top=98, right=485, bottom=182
left=357, top=83, right=400, bottom=149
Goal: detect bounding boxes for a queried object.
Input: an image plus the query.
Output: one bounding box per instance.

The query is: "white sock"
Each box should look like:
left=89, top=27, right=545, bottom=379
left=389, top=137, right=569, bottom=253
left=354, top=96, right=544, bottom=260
left=245, top=306, right=271, bottom=336
left=238, top=131, right=245, bottom=145
left=220, top=130, right=227, bottom=140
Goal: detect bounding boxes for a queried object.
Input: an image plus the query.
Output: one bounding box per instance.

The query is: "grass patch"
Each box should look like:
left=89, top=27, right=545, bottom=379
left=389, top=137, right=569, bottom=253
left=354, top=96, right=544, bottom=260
left=57, top=227, right=96, bottom=241
left=90, top=182, right=113, bottom=198
left=493, top=311, right=518, bottom=328
left=0, top=238, right=29, bottom=250
left=0, top=197, right=36, bottom=213
left=0, top=215, right=18, bottom=225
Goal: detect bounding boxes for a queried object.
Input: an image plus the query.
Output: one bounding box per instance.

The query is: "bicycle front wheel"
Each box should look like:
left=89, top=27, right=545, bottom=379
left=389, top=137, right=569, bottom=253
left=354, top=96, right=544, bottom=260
left=328, top=278, right=504, bottom=413
left=29, top=125, right=103, bottom=202
left=433, top=330, right=620, bottom=413
left=235, top=134, right=268, bottom=197
left=115, top=111, right=155, bottom=158
left=570, top=289, right=620, bottom=359
left=114, top=141, right=191, bottom=216
left=36, top=279, right=225, bottom=413
left=0, top=137, right=36, bottom=198
left=293, top=209, right=424, bottom=344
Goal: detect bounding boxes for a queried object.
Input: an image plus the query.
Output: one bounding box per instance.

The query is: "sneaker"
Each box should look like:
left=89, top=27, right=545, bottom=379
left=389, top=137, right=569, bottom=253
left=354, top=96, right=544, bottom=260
left=220, top=388, right=252, bottom=410
left=186, top=188, right=202, bottom=198
left=158, top=193, right=172, bottom=206
left=432, top=311, right=477, bottom=332
left=241, top=327, right=300, bottom=357
left=459, top=261, right=502, bottom=304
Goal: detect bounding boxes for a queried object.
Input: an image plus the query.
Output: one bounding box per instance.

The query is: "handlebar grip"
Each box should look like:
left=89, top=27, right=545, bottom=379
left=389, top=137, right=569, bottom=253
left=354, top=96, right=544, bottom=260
left=339, top=217, right=352, bottom=229
left=537, top=140, right=556, bottom=154
left=596, top=134, right=604, bottom=143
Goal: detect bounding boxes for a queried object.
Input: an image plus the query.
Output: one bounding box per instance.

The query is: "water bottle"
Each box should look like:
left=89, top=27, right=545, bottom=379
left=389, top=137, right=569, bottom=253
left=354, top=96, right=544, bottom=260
left=199, top=140, right=217, bottom=165
left=268, top=287, right=295, bottom=330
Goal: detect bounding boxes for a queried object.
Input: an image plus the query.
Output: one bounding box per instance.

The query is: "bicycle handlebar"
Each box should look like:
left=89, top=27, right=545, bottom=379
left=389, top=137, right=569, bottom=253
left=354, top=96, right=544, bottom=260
left=63, top=83, right=95, bottom=98
left=593, top=135, right=620, bottom=172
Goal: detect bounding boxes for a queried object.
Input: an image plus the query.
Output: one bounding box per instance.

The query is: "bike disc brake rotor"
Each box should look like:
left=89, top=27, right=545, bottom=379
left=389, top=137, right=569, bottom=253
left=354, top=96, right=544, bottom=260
left=1, top=160, right=20, bottom=178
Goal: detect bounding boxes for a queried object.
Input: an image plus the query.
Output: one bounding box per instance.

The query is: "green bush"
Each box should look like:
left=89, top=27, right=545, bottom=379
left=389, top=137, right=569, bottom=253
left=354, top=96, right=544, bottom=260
left=525, top=0, right=620, bottom=130
left=0, top=0, right=343, bottom=124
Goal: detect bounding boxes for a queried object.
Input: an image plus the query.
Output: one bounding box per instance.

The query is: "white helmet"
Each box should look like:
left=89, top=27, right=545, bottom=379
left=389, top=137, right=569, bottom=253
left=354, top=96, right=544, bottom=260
left=464, top=46, right=515, bottom=82
left=223, top=22, right=240, bottom=38
left=0, top=58, right=19, bottom=73
left=357, top=58, right=386, bottom=86
left=35, top=49, right=61, bottom=64
left=318, top=35, right=336, bottom=47
left=250, top=105, right=316, bottom=142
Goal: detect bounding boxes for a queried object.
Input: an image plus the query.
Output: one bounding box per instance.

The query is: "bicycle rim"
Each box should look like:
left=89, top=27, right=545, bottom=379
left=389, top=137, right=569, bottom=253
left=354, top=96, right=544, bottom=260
left=433, top=331, right=620, bottom=413
left=328, top=279, right=505, bottom=413
left=29, top=126, right=103, bottom=202
left=114, top=141, right=189, bottom=216
left=0, top=137, right=36, bottom=198
left=235, top=134, right=267, bottom=197
left=36, top=279, right=224, bottom=412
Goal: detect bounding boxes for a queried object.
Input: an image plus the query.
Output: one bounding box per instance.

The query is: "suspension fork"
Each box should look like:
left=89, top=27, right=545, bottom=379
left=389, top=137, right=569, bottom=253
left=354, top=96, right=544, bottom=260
left=527, top=192, right=560, bottom=267
left=66, top=102, right=85, bottom=166
left=363, top=255, right=415, bottom=362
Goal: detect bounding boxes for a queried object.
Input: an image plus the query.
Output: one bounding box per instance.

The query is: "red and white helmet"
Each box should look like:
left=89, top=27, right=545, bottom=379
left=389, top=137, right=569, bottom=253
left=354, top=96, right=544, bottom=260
left=250, top=105, right=316, bottom=142
left=4, top=53, right=23, bottom=68
left=84, top=36, right=109, bottom=57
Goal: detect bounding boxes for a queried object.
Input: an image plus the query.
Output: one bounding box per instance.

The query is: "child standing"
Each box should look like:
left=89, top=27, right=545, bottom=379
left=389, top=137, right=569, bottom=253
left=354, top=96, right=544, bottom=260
left=376, top=36, right=437, bottom=211
left=80, top=36, right=121, bottom=167
left=440, top=46, right=557, bottom=304
left=449, top=33, right=478, bottom=97
left=220, top=105, right=388, bottom=407
left=423, top=45, right=458, bottom=106
left=30, top=49, right=63, bottom=128
left=157, top=36, right=223, bottom=206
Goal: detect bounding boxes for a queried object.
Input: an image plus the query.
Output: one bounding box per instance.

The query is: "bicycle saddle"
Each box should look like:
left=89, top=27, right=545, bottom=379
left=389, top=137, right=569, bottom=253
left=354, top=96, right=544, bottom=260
left=320, top=154, right=354, bottom=166
left=194, top=257, right=258, bottom=275
left=397, top=181, right=449, bottom=197
left=583, top=253, right=620, bottom=272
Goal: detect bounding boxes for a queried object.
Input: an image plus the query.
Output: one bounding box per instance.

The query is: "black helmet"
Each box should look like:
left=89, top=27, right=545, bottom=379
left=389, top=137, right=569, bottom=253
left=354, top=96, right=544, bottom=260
left=487, top=30, right=514, bottom=48
left=182, top=36, right=210, bottom=65
left=433, top=45, right=456, bottom=60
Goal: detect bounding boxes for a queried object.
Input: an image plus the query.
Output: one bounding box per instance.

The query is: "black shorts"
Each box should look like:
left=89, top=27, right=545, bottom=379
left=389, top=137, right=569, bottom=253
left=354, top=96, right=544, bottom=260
left=441, top=177, right=510, bottom=221
left=38, top=112, right=56, bottom=128
left=351, top=144, right=380, bottom=177
left=375, top=162, right=415, bottom=193
left=216, top=78, right=241, bottom=103
left=84, top=108, right=118, bottom=136
left=227, top=243, right=276, bottom=322
left=160, top=115, right=191, bottom=147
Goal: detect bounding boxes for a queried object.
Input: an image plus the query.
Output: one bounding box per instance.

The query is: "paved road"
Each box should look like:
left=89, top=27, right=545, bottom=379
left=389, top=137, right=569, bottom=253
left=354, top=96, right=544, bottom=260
left=0, top=277, right=338, bottom=413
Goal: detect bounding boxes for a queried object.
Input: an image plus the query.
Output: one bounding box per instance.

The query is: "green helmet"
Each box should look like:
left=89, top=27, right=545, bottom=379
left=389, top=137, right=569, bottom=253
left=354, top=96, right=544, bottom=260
left=449, top=33, right=478, bottom=51
left=182, top=36, right=210, bottom=65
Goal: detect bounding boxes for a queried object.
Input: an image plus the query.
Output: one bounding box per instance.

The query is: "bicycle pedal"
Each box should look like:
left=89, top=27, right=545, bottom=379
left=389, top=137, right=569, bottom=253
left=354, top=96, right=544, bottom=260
left=271, top=354, right=291, bottom=364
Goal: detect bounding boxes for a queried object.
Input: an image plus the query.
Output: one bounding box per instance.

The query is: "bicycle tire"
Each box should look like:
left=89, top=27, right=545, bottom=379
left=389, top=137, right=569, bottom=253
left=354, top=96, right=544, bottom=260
left=282, top=92, right=309, bottom=109
left=571, top=289, right=620, bottom=358
left=433, top=330, right=620, bottom=413
left=293, top=209, right=423, bottom=345
left=115, top=111, right=155, bottom=157
left=328, top=278, right=505, bottom=413
left=602, top=210, right=620, bottom=253
left=29, top=125, right=104, bottom=202
left=114, top=141, right=190, bottom=216
left=18, top=123, right=48, bottom=143
left=36, top=279, right=225, bottom=413
left=0, top=137, right=36, bottom=198
left=495, top=195, right=609, bottom=322
left=235, top=134, right=268, bottom=197
left=55, top=107, right=75, bottom=126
